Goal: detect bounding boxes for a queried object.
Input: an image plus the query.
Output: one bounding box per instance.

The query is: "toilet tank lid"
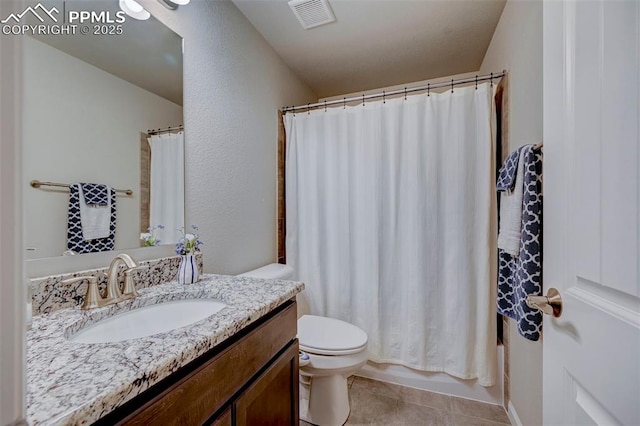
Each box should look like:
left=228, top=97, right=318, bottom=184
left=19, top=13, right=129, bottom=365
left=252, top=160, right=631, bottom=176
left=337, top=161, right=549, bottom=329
left=238, top=263, right=294, bottom=280
left=298, top=315, right=368, bottom=355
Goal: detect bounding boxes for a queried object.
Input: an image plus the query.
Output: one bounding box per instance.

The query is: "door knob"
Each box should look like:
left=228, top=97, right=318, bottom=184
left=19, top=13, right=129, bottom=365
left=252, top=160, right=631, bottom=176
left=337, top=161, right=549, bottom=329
left=526, top=288, right=563, bottom=318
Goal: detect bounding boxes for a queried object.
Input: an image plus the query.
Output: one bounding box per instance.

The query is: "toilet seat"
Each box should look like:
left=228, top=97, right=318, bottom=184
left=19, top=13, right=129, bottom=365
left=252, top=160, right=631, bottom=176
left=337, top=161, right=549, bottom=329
left=298, top=315, right=368, bottom=356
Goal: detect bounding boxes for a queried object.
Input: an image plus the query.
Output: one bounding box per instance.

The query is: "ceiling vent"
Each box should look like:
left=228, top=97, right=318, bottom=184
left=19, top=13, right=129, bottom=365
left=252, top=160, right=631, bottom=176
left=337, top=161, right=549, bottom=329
left=288, top=0, right=336, bottom=30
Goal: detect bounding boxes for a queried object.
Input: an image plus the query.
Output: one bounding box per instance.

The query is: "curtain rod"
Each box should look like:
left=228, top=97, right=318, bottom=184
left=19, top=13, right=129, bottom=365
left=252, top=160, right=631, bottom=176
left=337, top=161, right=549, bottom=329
left=147, top=125, right=184, bottom=136
left=30, top=180, right=133, bottom=196
left=282, top=70, right=507, bottom=113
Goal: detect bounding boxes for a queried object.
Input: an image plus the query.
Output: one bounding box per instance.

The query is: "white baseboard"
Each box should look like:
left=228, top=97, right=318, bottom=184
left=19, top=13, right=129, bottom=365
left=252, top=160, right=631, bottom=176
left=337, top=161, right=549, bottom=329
left=507, top=401, right=523, bottom=426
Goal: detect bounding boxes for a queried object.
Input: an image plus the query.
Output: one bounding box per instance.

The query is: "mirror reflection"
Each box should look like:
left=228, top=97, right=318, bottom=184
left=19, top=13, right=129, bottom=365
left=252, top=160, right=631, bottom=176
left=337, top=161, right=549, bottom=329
left=23, top=0, right=184, bottom=259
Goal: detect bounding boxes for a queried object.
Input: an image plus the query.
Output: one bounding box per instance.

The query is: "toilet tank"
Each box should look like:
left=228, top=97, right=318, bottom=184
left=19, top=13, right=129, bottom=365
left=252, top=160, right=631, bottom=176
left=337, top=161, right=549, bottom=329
left=238, top=263, right=294, bottom=280
left=240, top=263, right=309, bottom=318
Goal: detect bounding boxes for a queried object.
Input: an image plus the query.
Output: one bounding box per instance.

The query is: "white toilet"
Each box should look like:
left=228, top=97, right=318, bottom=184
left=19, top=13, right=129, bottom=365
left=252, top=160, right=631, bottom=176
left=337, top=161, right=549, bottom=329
left=239, top=263, right=368, bottom=426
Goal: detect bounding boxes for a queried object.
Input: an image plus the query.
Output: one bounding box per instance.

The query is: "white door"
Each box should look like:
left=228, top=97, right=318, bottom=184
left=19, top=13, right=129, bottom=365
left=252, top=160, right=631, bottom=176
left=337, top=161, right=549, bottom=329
left=543, top=0, right=640, bottom=425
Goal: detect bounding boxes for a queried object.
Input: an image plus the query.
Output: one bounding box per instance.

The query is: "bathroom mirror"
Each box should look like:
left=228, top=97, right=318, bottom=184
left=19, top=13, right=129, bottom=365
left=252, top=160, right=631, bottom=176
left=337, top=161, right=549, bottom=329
left=23, top=0, right=184, bottom=260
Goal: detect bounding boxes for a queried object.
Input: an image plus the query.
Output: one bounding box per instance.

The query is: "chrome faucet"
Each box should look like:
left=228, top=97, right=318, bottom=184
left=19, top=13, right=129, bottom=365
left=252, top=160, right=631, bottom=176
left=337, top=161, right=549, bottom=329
left=63, top=254, right=145, bottom=310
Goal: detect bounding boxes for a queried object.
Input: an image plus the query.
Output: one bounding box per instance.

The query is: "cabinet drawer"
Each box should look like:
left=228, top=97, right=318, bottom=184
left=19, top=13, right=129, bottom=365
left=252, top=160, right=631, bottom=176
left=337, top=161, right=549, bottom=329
left=118, top=301, right=297, bottom=426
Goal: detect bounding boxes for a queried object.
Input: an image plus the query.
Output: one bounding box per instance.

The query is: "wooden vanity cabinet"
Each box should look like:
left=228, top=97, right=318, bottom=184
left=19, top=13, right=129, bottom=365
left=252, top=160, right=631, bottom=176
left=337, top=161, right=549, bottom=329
left=234, top=343, right=299, bottom=425
left=96, top=300, right=299, bottom=426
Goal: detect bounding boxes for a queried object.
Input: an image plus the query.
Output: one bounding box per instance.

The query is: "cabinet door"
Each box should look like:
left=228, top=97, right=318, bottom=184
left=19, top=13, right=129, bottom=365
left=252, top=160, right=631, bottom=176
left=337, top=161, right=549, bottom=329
left=234, top=342, right=299, bottom=426
left=211, top=408, right=231, bottom=426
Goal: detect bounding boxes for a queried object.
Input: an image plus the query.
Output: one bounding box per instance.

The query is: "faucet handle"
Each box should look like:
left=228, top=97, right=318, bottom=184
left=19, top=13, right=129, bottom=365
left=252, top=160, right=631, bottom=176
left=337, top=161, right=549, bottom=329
left=62, top=276, right=101, bottom=310
left=122, top=265, right=147, bottom=297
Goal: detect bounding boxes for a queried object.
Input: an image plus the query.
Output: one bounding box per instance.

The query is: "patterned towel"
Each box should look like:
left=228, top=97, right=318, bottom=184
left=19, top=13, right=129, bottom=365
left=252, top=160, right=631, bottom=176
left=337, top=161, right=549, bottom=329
left=67, top=184, right=116, bottom=254
left=497, top=146, right=543, bottom=341
left=496, top=147, right=525, bottom=191
left=80, top=182, right=110, bottom=206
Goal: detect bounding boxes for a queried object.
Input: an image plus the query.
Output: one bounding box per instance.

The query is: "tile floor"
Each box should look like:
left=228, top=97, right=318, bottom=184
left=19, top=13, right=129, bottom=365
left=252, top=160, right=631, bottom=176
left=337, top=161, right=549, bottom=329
left=300, top=376, right=511, bottom=426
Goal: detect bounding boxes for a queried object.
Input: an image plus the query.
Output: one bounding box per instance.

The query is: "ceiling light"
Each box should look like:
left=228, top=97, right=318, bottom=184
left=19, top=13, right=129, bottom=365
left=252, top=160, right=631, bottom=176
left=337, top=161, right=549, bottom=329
left=119, top=0, right=150, bottom=20
left=158, top=0, right=190, bottom=10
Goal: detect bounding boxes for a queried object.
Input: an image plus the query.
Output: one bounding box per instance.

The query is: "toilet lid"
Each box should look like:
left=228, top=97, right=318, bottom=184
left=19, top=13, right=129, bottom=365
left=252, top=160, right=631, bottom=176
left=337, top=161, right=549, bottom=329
left=298, top=315, right=368, bottom=356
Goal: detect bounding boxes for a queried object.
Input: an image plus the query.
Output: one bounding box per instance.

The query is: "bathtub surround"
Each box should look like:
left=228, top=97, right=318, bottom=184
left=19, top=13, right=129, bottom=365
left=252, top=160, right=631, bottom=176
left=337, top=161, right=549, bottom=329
left=285, top=83, right=497, bottom=386
left=29, top=254, right=203, bottom=316
left=357, top=346, right=504, bottom=406
left=26, top=275, right=303, bottom=425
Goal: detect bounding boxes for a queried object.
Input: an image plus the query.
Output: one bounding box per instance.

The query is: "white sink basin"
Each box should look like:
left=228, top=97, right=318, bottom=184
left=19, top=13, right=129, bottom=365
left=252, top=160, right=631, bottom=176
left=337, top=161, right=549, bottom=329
left=69, top=299, right=227, bottom=344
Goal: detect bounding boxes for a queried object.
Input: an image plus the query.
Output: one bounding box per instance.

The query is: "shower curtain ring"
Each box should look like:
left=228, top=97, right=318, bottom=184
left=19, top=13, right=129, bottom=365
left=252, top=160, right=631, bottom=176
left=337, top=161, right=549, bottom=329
left=475, top=75, right=478, bottom=90
left=491, top=72, right=494, bottom=87
left=404, top=87, right=407, bottom=101
left=383, top=91, right=386, bottom=104
left=324, top=100, right=327, bottom=112
left=451, top=79, right=454, bottom=93
left=343, top=97, right=346, bottom=109
left=362, top=94, right=365, bottom=106
left=428, top=83, right=430, bottom=97
left=308, top=103, right=310, bottom=115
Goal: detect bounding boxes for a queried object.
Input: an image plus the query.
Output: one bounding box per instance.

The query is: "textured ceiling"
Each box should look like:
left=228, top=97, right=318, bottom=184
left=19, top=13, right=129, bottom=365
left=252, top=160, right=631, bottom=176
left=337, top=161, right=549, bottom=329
left=232, top=0, right=506, bottom=98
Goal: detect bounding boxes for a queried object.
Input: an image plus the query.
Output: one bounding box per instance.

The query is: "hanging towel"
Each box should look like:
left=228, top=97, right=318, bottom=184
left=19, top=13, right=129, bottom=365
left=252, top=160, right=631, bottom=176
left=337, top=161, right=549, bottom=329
left=497, top=147, right=527, bottom=256
left=67, top=184, right=116, bottom=254
left=497, top=146, right=543, bottom=341
left=78, top=183, right=111, bottom=240
left=496, top=147, right=523, bottom=191
left=80, top=182, right=110, bottom=207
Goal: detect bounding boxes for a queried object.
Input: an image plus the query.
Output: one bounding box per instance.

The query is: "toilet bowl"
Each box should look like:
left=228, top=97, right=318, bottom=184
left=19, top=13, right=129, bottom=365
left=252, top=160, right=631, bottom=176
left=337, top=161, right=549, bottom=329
left=238, top=263, right=369, bottom=426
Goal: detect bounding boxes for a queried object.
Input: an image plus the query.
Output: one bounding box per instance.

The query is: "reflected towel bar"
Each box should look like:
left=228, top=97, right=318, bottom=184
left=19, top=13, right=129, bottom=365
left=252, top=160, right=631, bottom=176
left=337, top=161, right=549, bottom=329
left=30, top=180, right=133, bottom=196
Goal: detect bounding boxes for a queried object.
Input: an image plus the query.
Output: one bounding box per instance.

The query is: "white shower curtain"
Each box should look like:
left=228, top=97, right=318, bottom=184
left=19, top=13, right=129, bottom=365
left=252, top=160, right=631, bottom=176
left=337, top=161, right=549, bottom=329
left=148, top=131, right=185, bottom=244
left=285, top=83, right=497, bottom=386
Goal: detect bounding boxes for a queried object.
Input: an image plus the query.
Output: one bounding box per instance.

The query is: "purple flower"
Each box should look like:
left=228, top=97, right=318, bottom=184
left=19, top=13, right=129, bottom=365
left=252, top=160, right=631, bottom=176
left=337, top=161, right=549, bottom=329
left=175, top=225, right=202, bottom=255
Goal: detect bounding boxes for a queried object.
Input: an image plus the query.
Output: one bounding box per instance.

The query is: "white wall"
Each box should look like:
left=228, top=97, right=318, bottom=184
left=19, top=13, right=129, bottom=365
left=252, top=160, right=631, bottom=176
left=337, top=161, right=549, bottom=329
left=479, top=1, right=543, bottom=425
left=481, top=0, right=543, bottom=148
left=139, top=0, right=317, bottom=274
left=23, top=37, right=183, bottom=259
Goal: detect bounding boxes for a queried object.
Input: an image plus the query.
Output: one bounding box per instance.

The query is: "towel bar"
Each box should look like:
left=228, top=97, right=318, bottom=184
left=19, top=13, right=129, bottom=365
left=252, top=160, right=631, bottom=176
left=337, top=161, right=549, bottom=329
left=30, top=180, right=133, bottom=196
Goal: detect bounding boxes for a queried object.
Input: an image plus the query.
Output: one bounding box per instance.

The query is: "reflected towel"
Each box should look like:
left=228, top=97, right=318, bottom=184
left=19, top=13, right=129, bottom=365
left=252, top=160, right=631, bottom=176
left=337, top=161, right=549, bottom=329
left=80, top=182, right=110, bottom=206
left=78, top=183, right=111, bottom=240
left=67, top=184, right=116, bottom=254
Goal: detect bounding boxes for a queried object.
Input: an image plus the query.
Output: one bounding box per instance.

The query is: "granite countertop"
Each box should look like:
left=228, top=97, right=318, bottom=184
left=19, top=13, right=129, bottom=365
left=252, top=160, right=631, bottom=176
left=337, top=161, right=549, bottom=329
left=26, top=274, right=304, bottom=425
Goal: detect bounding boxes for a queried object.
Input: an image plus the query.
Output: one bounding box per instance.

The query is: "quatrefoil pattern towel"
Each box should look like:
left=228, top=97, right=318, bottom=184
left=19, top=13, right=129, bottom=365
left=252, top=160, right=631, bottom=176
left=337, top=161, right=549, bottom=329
left=80, top=182, right=110, bottom=206
left=496, top=147, right=524, bottom=191
left=67, top=184, right=116, bottom=254
left=497, top=146, right=543, bottom=341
